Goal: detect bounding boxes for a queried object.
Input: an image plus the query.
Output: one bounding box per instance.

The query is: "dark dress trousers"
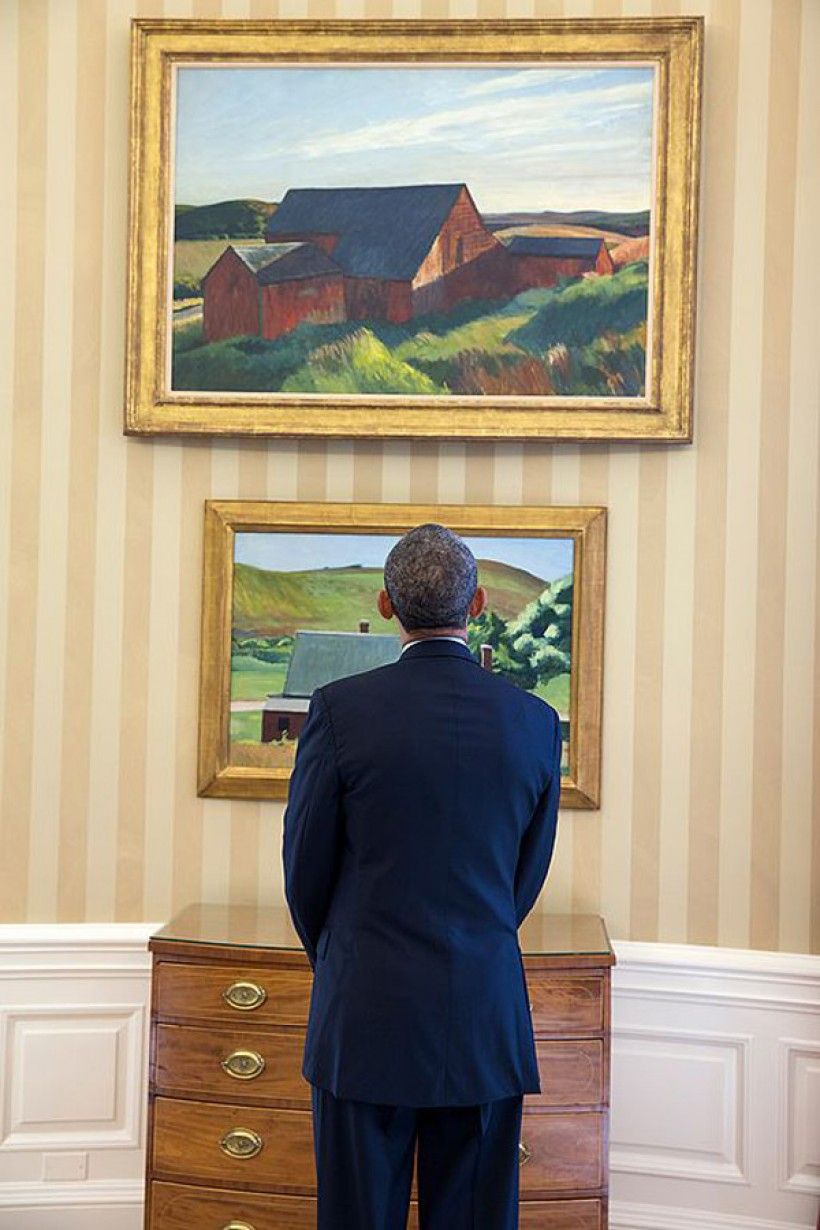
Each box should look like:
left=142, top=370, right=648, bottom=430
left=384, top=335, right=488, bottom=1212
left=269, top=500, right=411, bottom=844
left=282, top=636, right=562, bottom=1226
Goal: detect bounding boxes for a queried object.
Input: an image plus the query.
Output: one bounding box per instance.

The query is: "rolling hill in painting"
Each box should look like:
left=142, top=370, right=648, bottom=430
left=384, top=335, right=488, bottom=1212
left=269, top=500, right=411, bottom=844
left=232, top=559, right=547, bottom=638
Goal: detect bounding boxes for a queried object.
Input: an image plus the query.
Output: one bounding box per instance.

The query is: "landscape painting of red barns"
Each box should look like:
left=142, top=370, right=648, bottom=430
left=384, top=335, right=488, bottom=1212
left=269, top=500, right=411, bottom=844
left=126, top=19, right=701, bottom=437
left=171, top=63, right=655, bottom=402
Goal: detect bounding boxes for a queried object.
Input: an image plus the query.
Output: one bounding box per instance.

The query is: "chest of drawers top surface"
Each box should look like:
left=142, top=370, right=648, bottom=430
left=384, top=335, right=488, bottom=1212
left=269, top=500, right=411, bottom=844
left=148, top=902, right=615, bottom=968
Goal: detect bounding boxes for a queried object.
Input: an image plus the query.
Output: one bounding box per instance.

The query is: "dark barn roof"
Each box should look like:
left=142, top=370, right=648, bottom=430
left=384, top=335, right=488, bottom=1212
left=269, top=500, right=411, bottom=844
left=265, top=185, right=467, bottom=281
left=506, top=235, right=606, bottom=259
left=283, top=630, right=401, bottom=697
left=226, top=242, right=342, bottom=285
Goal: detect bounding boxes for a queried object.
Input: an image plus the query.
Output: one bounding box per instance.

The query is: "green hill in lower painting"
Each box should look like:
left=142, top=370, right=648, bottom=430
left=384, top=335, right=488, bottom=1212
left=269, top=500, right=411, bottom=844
left=232, top=558, right=548, bottom=638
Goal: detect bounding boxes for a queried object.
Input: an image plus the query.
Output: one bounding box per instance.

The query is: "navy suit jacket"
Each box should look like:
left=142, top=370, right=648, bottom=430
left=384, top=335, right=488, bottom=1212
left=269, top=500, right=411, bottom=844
left=282, top=636, right=562, bottom=1107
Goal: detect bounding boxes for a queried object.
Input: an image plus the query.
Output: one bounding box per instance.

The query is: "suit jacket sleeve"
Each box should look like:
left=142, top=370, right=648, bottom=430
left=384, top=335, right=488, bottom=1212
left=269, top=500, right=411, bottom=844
left=282, top=688, right=344, bottom=971
left=514, top=707, right=562, bottom=928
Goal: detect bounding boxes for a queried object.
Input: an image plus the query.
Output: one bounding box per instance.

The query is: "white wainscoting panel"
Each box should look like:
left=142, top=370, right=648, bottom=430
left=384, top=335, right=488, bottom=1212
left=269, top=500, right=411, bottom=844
left=610, top=941, right=820, bottom=1230
left=0, top=923, right=158, bottom=1230
left=0, top=925, right=817, bottom=1230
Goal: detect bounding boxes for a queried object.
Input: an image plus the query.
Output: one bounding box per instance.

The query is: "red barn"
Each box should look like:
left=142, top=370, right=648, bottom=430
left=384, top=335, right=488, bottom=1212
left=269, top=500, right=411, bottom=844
left=264, top=183, right=502, bottom=325
left=504, top=235, right=614, bottom=295
left=201, top=243, right=345, bottom=343
left=200, top=185, right=619, bottom=344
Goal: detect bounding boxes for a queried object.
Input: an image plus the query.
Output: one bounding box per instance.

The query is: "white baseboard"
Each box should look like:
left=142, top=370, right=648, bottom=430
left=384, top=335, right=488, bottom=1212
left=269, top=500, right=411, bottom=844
left=612, top=1199, right=818, bottom=1230
left=1, top=925, right=817, bottom=1230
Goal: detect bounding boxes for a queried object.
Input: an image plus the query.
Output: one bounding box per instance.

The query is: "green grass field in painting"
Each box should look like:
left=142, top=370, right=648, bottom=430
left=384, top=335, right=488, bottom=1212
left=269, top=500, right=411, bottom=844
left=230, top=709, right=266, bottom=743
left=230, top=656, right=287, bottom=700
left=172, top=261, right=648, bottom=398
left=536, top=672, right=570, bottom=714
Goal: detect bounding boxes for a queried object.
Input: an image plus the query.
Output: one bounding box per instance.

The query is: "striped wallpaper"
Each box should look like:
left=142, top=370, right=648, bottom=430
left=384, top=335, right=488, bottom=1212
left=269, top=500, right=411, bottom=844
left=0, top=0, right=817, bottom=955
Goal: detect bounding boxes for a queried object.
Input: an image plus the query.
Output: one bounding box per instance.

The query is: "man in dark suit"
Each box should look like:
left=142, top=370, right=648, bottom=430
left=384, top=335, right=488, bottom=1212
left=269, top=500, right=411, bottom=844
left=283, top=523, right=562, bottom=1229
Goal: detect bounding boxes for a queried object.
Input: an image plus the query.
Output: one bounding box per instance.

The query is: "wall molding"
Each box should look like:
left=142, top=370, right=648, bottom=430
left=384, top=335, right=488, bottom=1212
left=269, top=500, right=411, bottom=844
left=0, top=925, right=817, bottom=1230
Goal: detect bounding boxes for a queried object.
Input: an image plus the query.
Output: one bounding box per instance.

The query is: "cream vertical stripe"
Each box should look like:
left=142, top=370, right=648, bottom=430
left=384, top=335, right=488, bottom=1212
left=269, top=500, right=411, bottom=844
left=717, top=0, right=771, bottom=948
left=57, top=0, right=109, bottom=921
left=171, top=443, right=210, bottom=916
left=1, top=0, right=48, bottom=923
left=750, top=0, right=802, bottom=953
left=814, top=442, right=820, bottom=955
left=0, top=0, right=18, bottom=892
left=576, top=446, right=607, bottom=919
left=382, top=443, right=413, bottom=504
left=144, top=443, right=183, bottom=920
left=630, top=450, right=668, bottom=941
left=780, top=0, right=820, bottom=954
left=687, top=0, right=739, bottom=948
left=116, top=444, right=153, bottom=920
left=548, top=445, right=580, bottom=919
left=86, top=0, right=134, bottom=921
left=658, top=443, right=696, bottom=941
left=229, top=444, right=269, bottom=910
left=27, top=0, right=76, bottom=920
left=201, top=442, right=240, bottom=905
left=599, top=452, right=641, bottom=942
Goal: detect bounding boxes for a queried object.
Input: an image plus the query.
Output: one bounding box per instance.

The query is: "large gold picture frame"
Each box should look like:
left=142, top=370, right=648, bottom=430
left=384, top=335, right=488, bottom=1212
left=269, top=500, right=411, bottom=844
left=198, top=501, right=606, bottom=807
left=126, top=18, right=702, bottom=441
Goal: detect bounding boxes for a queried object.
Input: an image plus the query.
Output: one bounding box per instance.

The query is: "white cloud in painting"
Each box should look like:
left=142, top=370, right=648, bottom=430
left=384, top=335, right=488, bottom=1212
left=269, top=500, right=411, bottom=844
left=174, top=64, right=654, bottom=213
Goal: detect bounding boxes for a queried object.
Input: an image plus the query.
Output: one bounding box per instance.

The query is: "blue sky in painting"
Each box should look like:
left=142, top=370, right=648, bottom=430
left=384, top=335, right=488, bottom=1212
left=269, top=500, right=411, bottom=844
left=175, top=64, right=654, bottom=213
left=234, top=531, right=573, bottom=585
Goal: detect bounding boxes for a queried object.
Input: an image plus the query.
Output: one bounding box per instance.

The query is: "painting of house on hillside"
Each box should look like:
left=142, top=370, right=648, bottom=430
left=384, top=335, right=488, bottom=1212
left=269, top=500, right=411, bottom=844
left=228, top=529, right=575, bottom=775
left=171, top=63, right=655, bottom=401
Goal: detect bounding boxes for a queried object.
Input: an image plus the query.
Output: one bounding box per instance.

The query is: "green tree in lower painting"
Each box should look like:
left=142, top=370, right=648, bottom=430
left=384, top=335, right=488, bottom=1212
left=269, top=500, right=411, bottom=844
left=469, top=576, right=573, bottom=695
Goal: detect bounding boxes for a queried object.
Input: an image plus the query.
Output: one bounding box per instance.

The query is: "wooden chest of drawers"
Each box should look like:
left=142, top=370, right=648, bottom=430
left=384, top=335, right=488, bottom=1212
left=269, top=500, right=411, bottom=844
left=143, top=903, right=615, bottom=1229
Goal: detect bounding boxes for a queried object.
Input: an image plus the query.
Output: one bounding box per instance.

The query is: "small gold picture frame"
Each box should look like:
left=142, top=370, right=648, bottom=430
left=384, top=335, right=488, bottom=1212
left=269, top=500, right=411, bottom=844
left=197, top=501, right=606, bottom=807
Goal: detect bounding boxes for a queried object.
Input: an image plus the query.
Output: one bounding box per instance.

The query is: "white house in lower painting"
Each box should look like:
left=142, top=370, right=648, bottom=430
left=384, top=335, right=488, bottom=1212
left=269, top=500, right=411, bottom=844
left=0, top=925, right=817, bottom=1230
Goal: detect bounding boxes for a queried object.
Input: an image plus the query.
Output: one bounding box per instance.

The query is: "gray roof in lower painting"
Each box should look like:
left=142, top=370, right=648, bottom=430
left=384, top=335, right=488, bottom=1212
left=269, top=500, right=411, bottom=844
left=505, top=235, right=606, bottom=259
left=262, top=696, right=310, bottom=713
left=227, top=243, right=342, bottom=285
left=283, top=630, right=402, bottom=697
left=264, top=185, right=468, bottom=281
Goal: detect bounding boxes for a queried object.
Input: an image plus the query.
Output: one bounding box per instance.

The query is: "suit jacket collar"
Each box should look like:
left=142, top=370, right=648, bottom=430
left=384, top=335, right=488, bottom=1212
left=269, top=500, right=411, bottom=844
left=398, top=637, right=476, bottom=663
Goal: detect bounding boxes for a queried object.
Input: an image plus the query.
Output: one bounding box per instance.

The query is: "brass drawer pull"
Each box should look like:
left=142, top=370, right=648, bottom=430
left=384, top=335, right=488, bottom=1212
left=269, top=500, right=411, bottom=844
left=519, top=1139, right=531, bottom=1165
left=222, top=1048, right=266, bottom=1080
left=222, top=980, right=267, bottom=1011
left=220, top=1127, right=263, bottom=1159
left=222, top=1224, right=256, bottom=1230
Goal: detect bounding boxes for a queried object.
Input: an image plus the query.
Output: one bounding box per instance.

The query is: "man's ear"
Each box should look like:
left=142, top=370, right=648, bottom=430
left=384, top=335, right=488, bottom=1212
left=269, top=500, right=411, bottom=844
left=377, top=589, right=394, bottom=622
left=468, top=586, right=487, bottom=620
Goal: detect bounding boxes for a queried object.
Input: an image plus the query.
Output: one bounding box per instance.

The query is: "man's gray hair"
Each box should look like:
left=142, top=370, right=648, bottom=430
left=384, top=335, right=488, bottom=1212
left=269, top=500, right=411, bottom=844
left=383, top=523, right=478, bottom=631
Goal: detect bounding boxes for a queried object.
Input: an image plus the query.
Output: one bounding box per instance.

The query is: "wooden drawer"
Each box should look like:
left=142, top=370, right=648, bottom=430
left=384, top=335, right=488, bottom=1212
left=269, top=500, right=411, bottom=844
left=150, top=1182, right=603, bottom=1230
left=518, top=1198, right=603, bottom=1230
left=155, top=961, right=312, bottom=1026
left=518, top=1111, right=604, bottom=1194
left=527, top=1039, right=604, bottom=1108
left=155, top=1023, right=311, bottom=1105
left=149, top=1179, right=317, bottom=1228
left=409, top=1198, right=601, bottom=1229
left=526, top=972, right=605, bottom=1034
left=154, top=1028, right=604, bottom=1112
left=152, top=1096, right=315, bottom=1192
left=150, top=1183, right=601, bottom=1230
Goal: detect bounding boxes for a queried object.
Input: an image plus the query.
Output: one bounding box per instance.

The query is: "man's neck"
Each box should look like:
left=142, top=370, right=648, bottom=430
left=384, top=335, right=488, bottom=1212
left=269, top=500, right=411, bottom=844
left=399, top=631, right=468, bottom=655
left=399, top=629, right=468, bottom=648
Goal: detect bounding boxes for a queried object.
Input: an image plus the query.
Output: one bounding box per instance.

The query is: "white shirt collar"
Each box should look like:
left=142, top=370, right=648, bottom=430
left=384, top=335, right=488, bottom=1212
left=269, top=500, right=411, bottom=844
left=400, top=635, right=468, bottom=655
